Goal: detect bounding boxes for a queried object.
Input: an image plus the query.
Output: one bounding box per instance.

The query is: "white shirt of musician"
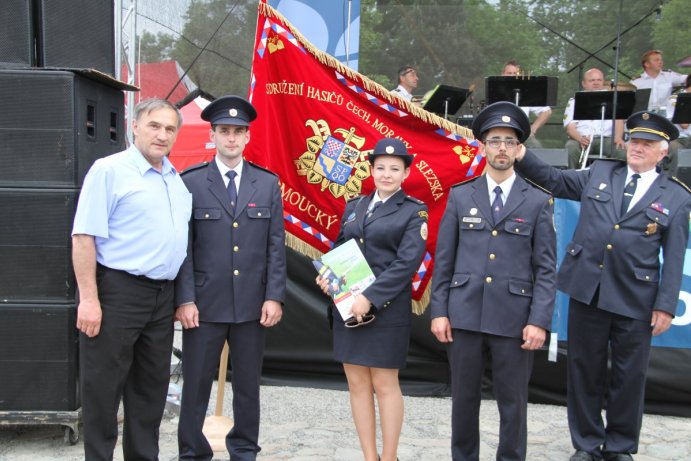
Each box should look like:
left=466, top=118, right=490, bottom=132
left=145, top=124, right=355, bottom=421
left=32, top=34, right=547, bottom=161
left=391, top=85, right=413, bottom=101
left=632, top=70, right=686, bottom=111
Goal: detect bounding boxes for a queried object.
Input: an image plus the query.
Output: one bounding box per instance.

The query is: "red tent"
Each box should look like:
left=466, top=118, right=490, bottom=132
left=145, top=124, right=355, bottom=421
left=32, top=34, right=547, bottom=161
left=170, top=98, right=215, bottom=171
left=128, top=61, right=212, bottom=170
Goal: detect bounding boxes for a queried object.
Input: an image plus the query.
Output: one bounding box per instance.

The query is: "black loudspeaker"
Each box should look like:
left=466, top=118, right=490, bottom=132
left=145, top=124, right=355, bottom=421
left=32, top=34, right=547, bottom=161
left=36, top=0, right=115, bottom=75
left=530, top=148, right=570, bottom=169
left=0, top=69, right=125, bottom=187
left=0, top=304, right=79, bottom=411
left=0, top=188, right=78, bottom=303
left=676, top=149, right=691, bottom=187
left=0, top=0, right=34, bottom=67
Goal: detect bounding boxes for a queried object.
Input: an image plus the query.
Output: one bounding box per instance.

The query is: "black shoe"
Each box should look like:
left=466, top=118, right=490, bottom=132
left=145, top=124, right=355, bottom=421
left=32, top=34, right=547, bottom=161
left=570, top=450, right=602, bottom=461
left=603, top=453, right=633, bottom=461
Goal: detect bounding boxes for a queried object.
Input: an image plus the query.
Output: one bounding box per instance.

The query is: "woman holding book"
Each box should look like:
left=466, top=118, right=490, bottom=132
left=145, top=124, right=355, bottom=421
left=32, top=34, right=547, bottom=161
left=316, top=137, right=428, bottom=461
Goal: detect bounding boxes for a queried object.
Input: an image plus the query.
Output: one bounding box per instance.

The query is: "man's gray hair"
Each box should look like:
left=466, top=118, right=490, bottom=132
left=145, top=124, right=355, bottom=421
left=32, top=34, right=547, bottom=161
left=133, top=98, right=183, bottom=129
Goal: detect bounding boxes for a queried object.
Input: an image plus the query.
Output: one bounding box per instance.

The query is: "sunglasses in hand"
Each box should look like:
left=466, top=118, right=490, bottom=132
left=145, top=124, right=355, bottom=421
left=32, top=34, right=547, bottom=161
left=344, top=313, right=376, bottom=328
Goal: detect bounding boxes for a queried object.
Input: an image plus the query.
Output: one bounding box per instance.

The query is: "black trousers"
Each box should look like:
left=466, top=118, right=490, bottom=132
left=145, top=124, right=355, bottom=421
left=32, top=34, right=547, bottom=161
left=567, top=298, right=652, bottom=457
left=448, top=329, right=533, bottom=461
left=178, top=320, right=266, bottom=461
left=80, top=265, right=175, bottom=461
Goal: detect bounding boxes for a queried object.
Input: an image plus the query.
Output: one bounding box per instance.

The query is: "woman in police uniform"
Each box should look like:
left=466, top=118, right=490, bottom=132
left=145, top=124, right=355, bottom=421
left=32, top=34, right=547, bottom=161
left=316, top=138, right=428, bottom=461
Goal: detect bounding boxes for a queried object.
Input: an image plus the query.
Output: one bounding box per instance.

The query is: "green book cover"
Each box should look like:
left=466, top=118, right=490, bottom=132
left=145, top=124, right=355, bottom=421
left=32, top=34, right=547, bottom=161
left=313, top=239, right=376, bottom=320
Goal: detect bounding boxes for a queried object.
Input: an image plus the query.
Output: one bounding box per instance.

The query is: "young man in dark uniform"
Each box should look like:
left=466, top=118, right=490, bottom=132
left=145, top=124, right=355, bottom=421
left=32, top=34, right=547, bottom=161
left=175, top=96, right=286, bottom=461
left=430, top=101, right=557, bottom=461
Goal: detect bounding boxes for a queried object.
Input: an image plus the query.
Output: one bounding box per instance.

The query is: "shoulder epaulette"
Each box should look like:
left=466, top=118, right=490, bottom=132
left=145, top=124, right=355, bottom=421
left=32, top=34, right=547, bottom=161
left=346, top=195, right=365, bottom=203
left=670, top=176, right=691, bottom=193
left=450, top=175, right=482, bottom=189
left=245, top=160, right=279, bottom=177
left=523, top=177, right=553, bottom=196
left=181, top=161, right=209, bottom=175
left=404, top=195, right=425, bottom=205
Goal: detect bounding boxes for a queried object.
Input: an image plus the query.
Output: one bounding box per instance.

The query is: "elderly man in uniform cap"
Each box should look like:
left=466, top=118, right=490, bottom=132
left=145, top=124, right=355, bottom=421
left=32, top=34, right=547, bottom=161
left=175, top=95, right=286, bottom=461
left=430, top=101, right=557, bottom=461
left=515, top=112, right=691, bottom=461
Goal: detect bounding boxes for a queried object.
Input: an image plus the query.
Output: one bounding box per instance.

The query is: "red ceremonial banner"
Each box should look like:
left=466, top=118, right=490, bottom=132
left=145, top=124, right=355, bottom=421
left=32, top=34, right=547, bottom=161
left=245, top=3, right=484, bottom=312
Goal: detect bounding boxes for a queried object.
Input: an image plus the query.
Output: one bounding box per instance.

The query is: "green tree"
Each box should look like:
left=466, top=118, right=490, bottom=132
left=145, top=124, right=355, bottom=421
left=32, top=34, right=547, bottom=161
left=138, top=0, right=682, bottom=147
left=169, top=0, right=258, bottom=98
left=139, top=31, right=176, bottom=63
left=653, top=0, right=691, bottom=73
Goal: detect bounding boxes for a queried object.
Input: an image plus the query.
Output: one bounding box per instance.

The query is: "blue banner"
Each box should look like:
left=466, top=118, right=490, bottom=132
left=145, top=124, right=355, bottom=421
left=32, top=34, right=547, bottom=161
left=268, top=0, right=360, bottom=70
left=553, top=199, right=691, bottom=348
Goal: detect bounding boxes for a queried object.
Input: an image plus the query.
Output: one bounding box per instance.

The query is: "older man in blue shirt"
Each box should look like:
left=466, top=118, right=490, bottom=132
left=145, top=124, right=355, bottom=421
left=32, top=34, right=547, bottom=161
left=72, top=98, right=192, bottom=461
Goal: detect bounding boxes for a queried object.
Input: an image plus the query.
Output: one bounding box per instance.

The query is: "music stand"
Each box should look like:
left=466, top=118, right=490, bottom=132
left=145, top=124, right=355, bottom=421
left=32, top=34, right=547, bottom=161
left=422, top=84, right=470, bottom=119
left=573, top=90, right=635, bottom=161
left=672, top=93, right=691, bottom=124
left=633, top=88, right=651, bottom=113
left=485, top=76, right=558, bottom=107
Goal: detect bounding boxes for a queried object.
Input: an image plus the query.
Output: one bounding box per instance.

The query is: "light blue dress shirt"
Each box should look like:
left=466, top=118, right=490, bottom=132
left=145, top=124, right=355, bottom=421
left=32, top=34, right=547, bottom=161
left=72, top=145, right=192, bottom=280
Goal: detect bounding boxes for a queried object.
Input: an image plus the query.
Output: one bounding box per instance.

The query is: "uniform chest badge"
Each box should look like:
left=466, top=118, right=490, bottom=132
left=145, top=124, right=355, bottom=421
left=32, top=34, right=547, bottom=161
left=462, top=217, right=482, bottom=223
left=645, top=222, right=658, bottom=235
left=345, top=212, right=356, bottom=223
left=649, top=202, right=669, bottom=215
left=598, top=183, right=607, bottom=190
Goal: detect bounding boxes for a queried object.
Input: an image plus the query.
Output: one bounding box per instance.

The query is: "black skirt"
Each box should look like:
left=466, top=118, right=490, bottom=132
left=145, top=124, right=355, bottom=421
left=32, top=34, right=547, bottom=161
left=332, top=317, right=411, bottom=369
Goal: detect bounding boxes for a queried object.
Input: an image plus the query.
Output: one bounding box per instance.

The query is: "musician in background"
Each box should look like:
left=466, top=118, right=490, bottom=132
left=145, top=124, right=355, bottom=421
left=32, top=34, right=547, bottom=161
left=631, top=50, right=686, bottom=114
left=501, top=60, right=553, bottom=148
left=564, top=68, right=625, bottom=169
left=391, top=65, right=422, bottom=106
left=664, top=74, right=691, bottom=177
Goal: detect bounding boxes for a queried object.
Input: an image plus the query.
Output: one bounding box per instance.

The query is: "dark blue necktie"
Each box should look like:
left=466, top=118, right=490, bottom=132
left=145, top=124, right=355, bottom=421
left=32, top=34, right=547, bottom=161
left=367, top=201, right=382, bottom=221
left=226, top=170, right=238, bottom=212
left=491, top=185, right=503, bottom=223
left=621, top=173, right=640, bottom=215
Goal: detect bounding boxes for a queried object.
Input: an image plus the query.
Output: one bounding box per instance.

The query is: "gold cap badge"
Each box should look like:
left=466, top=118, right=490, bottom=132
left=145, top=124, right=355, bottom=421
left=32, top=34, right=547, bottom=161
left=642, top=112, right=650, bottom=120
left=229, top=109, right=238, bottom=117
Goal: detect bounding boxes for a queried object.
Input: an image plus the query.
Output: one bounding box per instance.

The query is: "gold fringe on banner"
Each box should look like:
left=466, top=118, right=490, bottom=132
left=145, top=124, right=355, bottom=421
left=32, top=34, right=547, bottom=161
left=257, top=2, right=475, bottom=141
left=412, top=284, right=431, bottom=316
left=285, top=234, right=324, bottom=261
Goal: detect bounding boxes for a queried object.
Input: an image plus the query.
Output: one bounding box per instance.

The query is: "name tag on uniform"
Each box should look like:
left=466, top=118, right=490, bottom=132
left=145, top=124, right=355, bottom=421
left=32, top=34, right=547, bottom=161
left=462, top=217, right=482, bottom=223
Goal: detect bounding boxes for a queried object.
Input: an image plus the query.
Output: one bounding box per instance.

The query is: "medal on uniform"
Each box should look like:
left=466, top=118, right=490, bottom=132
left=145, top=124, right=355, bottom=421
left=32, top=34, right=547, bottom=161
left=645, top=222, right=657, bottom=235
left=470, top=208, right=478, bottom=215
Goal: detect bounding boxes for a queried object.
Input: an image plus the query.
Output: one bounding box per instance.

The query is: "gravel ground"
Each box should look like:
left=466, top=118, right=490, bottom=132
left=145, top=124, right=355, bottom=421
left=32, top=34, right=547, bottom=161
left=1, top=383, right=690, bottom=461
left=2, top=328, right=690, bottom=461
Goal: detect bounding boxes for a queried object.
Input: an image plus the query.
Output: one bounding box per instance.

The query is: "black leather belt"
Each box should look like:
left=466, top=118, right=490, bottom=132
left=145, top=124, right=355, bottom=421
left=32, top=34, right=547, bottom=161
left=98, top=264, right=172, bottom=286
